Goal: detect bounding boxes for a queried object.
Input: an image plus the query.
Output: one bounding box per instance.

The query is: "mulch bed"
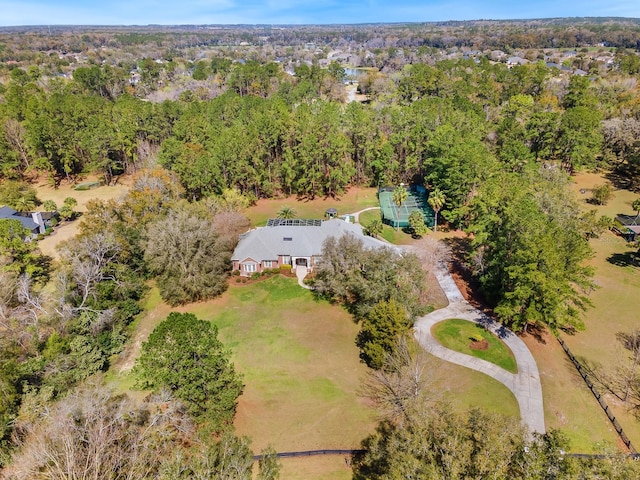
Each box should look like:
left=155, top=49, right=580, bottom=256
left=469, top=339, right=489, bottom=351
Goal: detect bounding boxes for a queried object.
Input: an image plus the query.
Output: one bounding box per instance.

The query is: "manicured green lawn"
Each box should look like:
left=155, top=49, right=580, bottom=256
left=109, top=276, right=526, bottom=475
left=433, top=357, right=520, bottom=418
left=432, top=319, right=518, bottom=373
left=358, top=208, right=416, bottom=245
left=357, top=208, right=381, bottom=226
left=190, top=275, right=376, bottom=454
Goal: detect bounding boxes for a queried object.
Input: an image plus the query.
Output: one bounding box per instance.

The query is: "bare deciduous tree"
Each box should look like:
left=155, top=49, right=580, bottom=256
left=58, top=232, right=122, bottom=311
left=3, top=381, right=192, bottom=480
left=3, top=119, right=31, bottom=176
left=359, top=336, right=440, bottom=424
left=0, top=272, right=65, bottom=354
left=583, top=330, right=640, bottom=414
left=615, top=331, right=640, bottom=404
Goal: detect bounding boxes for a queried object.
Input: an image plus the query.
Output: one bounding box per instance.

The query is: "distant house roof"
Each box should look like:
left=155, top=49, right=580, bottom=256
left=232, top=218, right=394, bottom=263
left=615, top=214, right=640, bottom=241
left=0, top=206, right=39, bottom=232
left=616, top=214, right=640, bottom=227
left=507, top=56, right=529, bottom=65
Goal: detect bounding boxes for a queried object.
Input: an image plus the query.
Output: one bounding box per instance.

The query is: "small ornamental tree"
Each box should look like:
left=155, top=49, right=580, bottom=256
left=356, top=299, right=412, bottom=370
left=42, top=200, right=58, bottom=213
left=591, top=183, right=613, bottom=205
left=364, top=218, right=383, bottom=238
left=408, top=210, right=428, bottom=238
left=58, top=197, right=78, bottom=221
left=135, top=312, right=243, bottom=429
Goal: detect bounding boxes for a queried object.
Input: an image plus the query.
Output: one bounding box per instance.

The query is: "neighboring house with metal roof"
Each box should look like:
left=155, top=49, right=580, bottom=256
left=231, top=218, right=393, bottom=276
left=0, top=206, right=47, bottom=237
left=614, top=214, right=640, bottom=242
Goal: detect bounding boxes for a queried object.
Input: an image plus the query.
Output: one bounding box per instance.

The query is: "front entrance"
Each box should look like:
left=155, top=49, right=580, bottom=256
left=295, top=258, right=308, bottom=267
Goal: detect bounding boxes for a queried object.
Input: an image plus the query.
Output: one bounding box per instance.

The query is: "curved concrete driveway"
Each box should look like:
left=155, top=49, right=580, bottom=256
left=413, top=262, right=546, bottom=435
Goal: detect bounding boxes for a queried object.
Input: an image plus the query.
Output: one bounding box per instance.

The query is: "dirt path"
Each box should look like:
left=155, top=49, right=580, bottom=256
left=116, top=303, right=172, bottom=373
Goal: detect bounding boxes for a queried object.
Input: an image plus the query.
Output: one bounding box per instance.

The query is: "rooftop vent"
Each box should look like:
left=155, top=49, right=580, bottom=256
left=283, top=237, right=293, bottom=241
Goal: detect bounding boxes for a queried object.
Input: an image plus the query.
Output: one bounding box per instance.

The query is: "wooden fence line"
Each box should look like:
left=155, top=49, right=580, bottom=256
left=557, top=336, right=636, bottom=453
left=253, top=448, right=640, bottom=462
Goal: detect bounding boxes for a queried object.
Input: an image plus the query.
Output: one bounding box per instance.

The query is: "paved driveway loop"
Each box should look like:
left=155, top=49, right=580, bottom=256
left=412, top=261, right=546, bottom=435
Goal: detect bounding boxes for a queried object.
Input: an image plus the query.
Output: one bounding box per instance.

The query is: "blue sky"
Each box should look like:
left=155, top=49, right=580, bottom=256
left=0, top=0, right=639, bottom=26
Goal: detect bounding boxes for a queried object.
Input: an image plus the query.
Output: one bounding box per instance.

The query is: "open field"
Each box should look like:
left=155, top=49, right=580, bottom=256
left=245, top=186, right=379, bottom=226
left=34, top=174, right=131, bottom=213
left=192, top=276, right=376, bottom=453
left=35, top=175, right=131, bottom=259
left=110, top=274, right=516, bottom=478
left=518, top=171, right=640, bottom=452
left=558, top=171, right=640, bottom=449
left=276, top=456, right=353, bottom=480
left=522, top=329, right=621, bottom=452
left=109, top=276, right=376, bottom=456
left=433, top=319, right=518, bottom=373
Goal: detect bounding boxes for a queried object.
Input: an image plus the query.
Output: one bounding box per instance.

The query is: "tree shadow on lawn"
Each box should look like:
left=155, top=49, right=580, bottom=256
left=473, top=314, right=513, bottom=341
left=442, top=236, right=490, bottom=312
left=523, top=324, right=548, bottom=345
left=444, top=236, right=551, bottom=345
left=295, top=192, right=341, bottom=202
left=607, top=251, right=639, bottom=268
left=605, top=168, right=640, bottom=192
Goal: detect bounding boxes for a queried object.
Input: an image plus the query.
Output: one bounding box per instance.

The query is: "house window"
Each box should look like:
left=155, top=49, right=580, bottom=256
left=243, top=263, right=257, bottom=273
left=264, top=260, right=273, bottom=268
left=282, top=256, right=291, bottom=265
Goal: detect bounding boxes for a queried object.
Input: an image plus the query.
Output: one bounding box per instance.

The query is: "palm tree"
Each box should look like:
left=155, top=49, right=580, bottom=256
left=43, top=200, right=58, bottom=212
left=13, top=195, right=36, bottom=213
left=277, top=206, right=296, bottom=219
left=392, top=186, right=408, bottom=231
left=633, top=198, right=640, bottom=221
left=428, top=187, right=446, bottom=233
left=365, top=218, right=383, bottom=238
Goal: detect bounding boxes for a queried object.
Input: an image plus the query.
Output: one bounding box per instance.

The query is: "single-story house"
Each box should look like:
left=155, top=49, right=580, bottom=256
left=232, top=218, right=393, bottom=276
left=0, top=206, right=48, bottom=237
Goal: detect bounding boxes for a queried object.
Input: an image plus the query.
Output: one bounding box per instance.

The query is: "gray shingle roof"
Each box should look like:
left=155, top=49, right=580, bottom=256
left=0, top=206, right=39, bottom=232
left=232, top=218, right=393, bottom=263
